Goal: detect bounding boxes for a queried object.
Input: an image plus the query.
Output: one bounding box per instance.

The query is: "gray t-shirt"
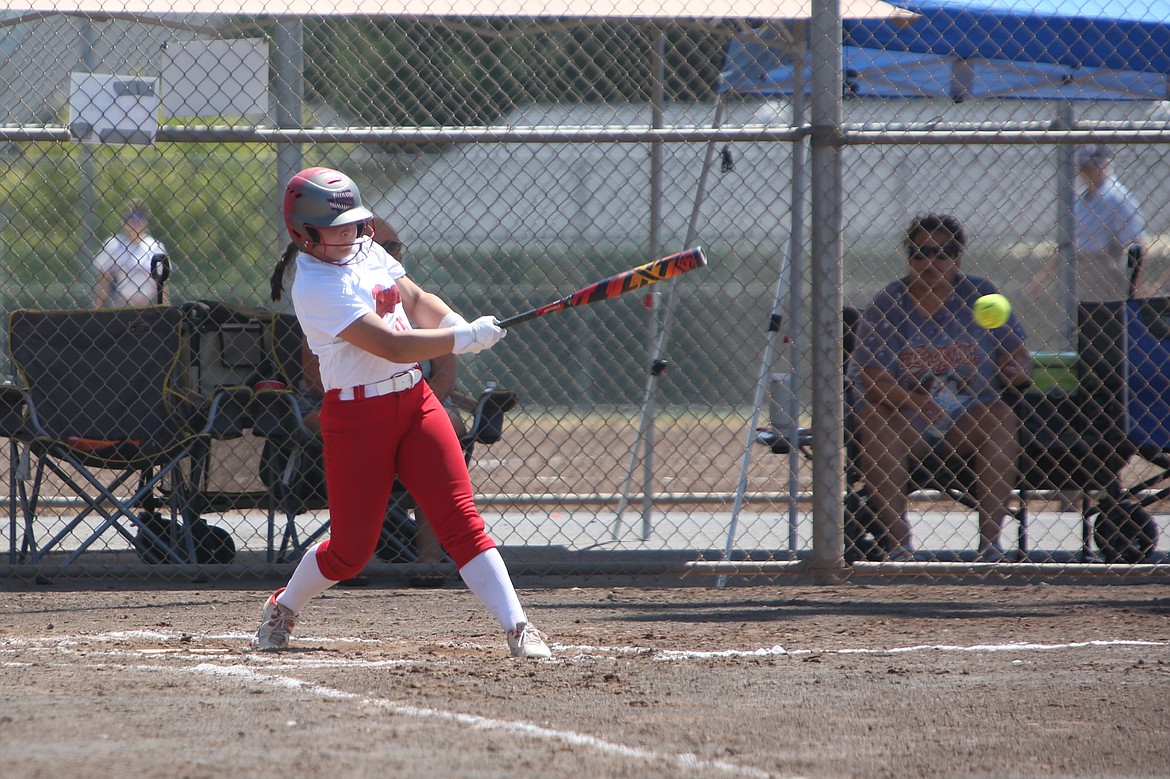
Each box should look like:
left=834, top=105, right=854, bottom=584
left=848, top=274, right=1027, bottom=430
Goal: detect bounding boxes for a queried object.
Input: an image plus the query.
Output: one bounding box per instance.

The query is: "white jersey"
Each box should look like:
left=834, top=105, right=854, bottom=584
left=1072, top=175, right=1145, bottom=302
left=291, top=238, right=417, bottom=391
left=94, top=233, right=167, bottom=307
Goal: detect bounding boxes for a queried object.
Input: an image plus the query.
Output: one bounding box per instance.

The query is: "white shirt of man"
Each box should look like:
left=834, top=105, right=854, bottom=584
left=94, top=232, right=167, bottom=307
left=291, top=238, right=417, bottom=391
left=1072, top=175, right=1145, bottom=302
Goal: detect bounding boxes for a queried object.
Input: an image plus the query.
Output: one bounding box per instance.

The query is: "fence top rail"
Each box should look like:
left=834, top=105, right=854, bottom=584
left=0, top=124, right=809, bottom=145
left=6, top=121, right=1170, bottom=146
left=3, top=0, right=918, bottom=21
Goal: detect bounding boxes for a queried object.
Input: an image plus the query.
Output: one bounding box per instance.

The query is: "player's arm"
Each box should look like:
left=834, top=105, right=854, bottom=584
left=860, top=366, right=943, bottom=423
left=397, top=275, right=461, bottom=329
left=338, top=275, right=502, bottom=360
left=997, top=345, right=1033, bottom=388
left=92, top=244, right=115, bottom=308
left=861, top=367, right=923, bottom=412
left=338, top=313, right=457, bottom=364
left=300, top=337, right=326, bottom=398
left=338, top=311, right=503, bottom=363
left=93, top=270, right=114, bottom=308
left=427, top=353, right=458, bottom=401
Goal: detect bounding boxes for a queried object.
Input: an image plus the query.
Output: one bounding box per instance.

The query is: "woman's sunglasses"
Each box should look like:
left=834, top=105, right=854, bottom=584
left=908, top=242, right=961, bottom=261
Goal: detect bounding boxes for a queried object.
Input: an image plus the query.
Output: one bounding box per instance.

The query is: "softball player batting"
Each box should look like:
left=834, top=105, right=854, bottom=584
left=253, top=166, right=551, bottom=659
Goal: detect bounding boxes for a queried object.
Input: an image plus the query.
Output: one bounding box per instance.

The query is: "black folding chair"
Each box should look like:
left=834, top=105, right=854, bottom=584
left=840, top=307, right=1034, bottom=563
left=3, top=307, right=250, bottom=566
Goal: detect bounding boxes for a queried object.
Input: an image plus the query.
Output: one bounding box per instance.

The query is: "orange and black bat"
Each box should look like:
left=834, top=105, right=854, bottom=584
left=499, top=247, right=707, bottom=328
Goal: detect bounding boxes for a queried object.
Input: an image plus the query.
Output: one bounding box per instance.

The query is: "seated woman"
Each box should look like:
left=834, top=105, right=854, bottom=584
left=848, top=213, right=1032, bottom=562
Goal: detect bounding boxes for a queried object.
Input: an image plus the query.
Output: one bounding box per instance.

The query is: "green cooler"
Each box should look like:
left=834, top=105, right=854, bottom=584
left=1030, top=351, right=1077, bottom=393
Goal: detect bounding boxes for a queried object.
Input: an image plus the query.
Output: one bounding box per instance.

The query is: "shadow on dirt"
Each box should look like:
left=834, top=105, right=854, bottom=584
left=537, top=594, right=1170, bottom=624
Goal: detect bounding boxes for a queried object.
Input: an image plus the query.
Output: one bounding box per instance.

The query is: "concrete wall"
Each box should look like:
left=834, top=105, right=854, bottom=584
left=369, top=97, right=1170, bottom=254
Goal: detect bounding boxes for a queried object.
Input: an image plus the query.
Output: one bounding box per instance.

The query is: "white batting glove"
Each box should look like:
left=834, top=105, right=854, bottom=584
left=451, top=316, right=507, bottom=355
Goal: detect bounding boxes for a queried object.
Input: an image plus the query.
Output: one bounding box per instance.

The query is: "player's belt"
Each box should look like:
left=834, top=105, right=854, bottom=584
left=337, top=368, right=422, bottom=401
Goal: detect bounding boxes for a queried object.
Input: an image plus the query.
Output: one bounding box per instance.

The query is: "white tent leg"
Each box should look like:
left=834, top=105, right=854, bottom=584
left=612, top=92, right=728, bottom=541
left=719, top=230, right=798, bottom=584
left=1054, top=101, right=1078, bottom=349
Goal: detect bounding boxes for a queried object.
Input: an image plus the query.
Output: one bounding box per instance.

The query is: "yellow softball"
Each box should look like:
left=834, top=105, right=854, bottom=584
left=973, top=294, right=1011, bottom=329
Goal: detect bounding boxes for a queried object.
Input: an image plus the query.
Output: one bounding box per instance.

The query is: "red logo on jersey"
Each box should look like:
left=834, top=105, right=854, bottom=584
left=372, top=284, right=400, bottom=317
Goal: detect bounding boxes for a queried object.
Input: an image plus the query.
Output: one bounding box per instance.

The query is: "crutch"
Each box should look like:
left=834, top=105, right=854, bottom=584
left=1126, top=244, right=1144, bottom=301
left=150, top=253, right=170, bottom=305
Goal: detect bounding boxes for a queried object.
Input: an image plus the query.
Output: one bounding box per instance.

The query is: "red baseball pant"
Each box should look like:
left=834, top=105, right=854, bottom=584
left=312, top=381, right=496, bottom=581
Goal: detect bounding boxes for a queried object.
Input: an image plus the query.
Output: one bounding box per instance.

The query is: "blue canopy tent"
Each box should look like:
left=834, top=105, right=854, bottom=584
left=714, top=0, right=1170, bottom=564
left=844, top=0, right=1170, bottom=89
left=722, top=39, right=1170, bottom=102
left=724, top=1, right=1170, bottom=101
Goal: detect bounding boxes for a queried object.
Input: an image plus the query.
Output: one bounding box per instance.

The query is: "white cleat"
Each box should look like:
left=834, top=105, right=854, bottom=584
left=506, top=621, right=552, bottom=659
left=252, top=587, right=299, bottom=651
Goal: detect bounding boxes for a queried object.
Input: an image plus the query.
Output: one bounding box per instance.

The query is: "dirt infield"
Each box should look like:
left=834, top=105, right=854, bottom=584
left=2, top=581, right=1168, bottom=779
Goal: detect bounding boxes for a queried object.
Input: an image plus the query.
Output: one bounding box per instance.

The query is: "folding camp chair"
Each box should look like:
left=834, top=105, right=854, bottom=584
left=2, top=307, right=250, bottom=566
left=839, top=306, right=1035, bottom=563
left=1067, top=298, right=1163, bottom=562
left=841, top=303, right=1153, bottom=564
left=251, top=313, right=519, bottom=563
left=180, top=300, right=277, bottom=514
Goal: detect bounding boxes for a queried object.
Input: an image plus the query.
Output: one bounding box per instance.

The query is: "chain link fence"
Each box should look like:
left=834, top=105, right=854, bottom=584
left=2, top=1, right=1169, bottom=582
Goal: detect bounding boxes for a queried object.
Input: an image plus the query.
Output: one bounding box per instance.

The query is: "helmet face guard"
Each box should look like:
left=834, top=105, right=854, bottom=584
left=283, top=167, right=375, bottom=252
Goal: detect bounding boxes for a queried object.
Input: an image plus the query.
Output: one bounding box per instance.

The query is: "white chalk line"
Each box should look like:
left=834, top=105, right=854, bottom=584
left=8, top=633, right=1166, bottom=779
left=553, top=637, right=1170, bottom=661
left=0, top=629, right=376, bottom=646
left=4, top=631, right=1166, bottom=665
left=667, top=638, right=1170, bottom=660
left=91, top=660, right=776, bottom=779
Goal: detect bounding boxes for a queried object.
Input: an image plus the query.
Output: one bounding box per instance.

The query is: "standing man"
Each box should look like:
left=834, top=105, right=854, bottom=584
left=1027, top=144, right=1145, bottom=303
left=93, top=202, right=168, bottom=308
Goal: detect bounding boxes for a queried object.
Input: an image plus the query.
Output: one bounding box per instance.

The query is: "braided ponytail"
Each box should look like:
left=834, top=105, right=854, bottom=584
left=270, top=242, right=299, bottom=302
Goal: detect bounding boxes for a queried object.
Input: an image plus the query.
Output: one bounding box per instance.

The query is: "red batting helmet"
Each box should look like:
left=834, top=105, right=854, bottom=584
left=283, top=167, right=374, bottom=248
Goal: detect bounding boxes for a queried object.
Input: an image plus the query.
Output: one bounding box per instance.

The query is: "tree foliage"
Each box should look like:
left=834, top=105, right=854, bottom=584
left=304, top=20, right=726, bottom=127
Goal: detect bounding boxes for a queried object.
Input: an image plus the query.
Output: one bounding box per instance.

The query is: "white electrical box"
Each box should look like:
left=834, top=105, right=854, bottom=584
left=161, top=39, right=269, bottom=120
left=69, top=72, right=159, bottom=146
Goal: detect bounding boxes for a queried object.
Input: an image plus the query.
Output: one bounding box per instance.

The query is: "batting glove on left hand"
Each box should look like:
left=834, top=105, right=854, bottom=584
left=452, top=316, right=507, bottom=355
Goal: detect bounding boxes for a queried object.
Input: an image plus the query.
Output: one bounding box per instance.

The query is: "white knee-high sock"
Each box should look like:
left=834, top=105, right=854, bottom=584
left=276, top=544, right=336, bottom=613
left=458, top=548, right=527, bottom=631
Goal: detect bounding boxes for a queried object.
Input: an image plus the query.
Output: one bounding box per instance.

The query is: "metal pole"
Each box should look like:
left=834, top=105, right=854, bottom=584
left=613, top=28, right=668, bottom=540
left=785, top=32, right=809, bottom=554
left=613, top=92, right=726, bottom=541
left=272, top=21, right=304, bottom=265
left=1054, top=102, right=1077, bottom=349
left=78, top=20, right=100, bottom=306
left=641, top=28, right=667, bottom=538
left=808, top=0, right=848, bottom=582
